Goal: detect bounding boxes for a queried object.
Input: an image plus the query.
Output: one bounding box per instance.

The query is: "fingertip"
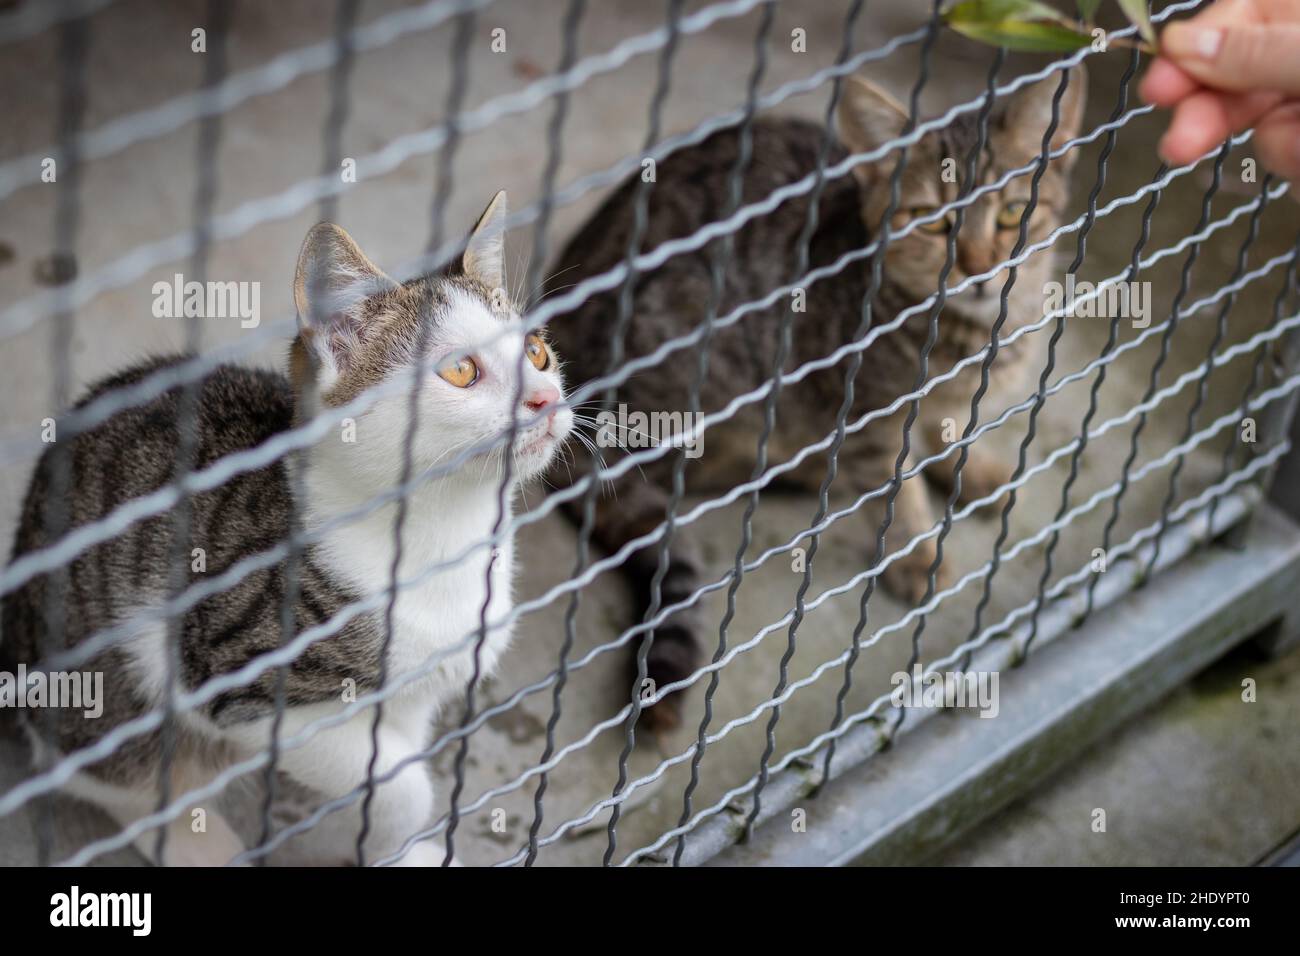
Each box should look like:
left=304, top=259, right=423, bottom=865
left=1159, top=93, right=1233, bottom=166
left=1140, top=58, right=1200, bottom=107
left=1157, top=132, right=1194, bottom=168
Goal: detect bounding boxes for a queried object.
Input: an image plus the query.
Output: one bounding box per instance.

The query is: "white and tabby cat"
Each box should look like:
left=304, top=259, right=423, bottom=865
left=1, top=192, right=573, bottom=866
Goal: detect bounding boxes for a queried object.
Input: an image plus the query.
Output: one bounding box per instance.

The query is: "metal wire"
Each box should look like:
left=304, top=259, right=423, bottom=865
left=0, top=0, right=113, bottom=48
left=406, top=286, right=1300, bottom=866
left=671, top=0, right=777, bottom=867
left=701, top=0, right=882, bottom=846
left=152, top=0, right=233, bottom=865
left=67, top=329, right=1295, bottom=869
left=600, top=0, right=687, bottom=867
left=1144, top=174, right=1277, bottom=576
left=31, top=5, right=91, bottom=869
left=1080, top=139, right=1234, bottom=619
left=1020, top=47, right=1168, bottom=657
left=954, top=146, right=1165, bottom=691
left=0, top=0, right=1200, bottom=408
left=884, top=40, right=1017, bottom=728
left=1, top=119, right=1241, bottom=628
left=359, top=4, right=478, bottom=867
left=5, top=179, right=1281, bottom=848
left=620, top=430, right=1291, bottom=865
left=763, top=0, right=942, bottom=826
left=1204, top=227, right=1300, bottom=535
left=256, top=0, right=361, bottom=860
left=523, top=0, right=589, bottom=869
left=53, top=331, right=1300, bottom=866
left=5, top=131, right=1252, bottom=710
left=0, top=0, right=786, bottom=342
left=500, top=388, right=1299, bottom=865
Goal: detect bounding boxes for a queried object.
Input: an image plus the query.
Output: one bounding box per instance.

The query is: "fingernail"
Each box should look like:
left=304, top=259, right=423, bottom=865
left=1164, top=24, right=1224, bottom=60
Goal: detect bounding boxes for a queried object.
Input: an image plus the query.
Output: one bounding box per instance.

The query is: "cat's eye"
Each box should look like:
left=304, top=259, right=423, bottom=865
left=525, top=333, right=551, bottom=371
left=438, top=355, right=479, bottom=388
left=997, top=200, right=1029, bottom=229
left=897, top=206, right=951, bottom=235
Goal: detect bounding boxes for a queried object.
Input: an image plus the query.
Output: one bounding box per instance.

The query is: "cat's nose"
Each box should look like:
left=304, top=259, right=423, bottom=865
left=524, top=385, right=560, bottom=414
left=960, top=248, right=996, bottom=280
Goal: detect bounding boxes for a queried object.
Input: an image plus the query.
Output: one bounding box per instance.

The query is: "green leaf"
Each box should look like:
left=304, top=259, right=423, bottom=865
left=1076, top=0, right=1102, bottom=21
left=1116, top=0, right=1157, bottom=46
left=946, top=17, right=1095, bottom=52
left=945, top=0, right=1063, bottom=23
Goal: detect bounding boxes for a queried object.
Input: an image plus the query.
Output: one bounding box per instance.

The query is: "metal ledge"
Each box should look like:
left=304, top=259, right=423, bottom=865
left=698, top=498, right=1300, bottom=867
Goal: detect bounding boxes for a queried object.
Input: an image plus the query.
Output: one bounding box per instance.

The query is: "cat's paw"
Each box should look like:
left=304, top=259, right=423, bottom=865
left=928, top=451, right=1014, bottom=511
left=956, top=453, right=1015, bottom=510
left=633, top=624, right=700, bottom=734
left=880, top=538, right=950, bottom=605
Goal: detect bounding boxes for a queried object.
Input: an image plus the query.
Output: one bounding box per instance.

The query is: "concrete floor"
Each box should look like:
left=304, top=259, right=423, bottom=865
left=0, top=0, right=1297, bottom=866
left=933, top=639, right=1300, bottom=866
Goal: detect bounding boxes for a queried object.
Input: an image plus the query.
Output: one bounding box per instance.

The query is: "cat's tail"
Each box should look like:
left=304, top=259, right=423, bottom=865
left=552, top=453, right=705, bottom=733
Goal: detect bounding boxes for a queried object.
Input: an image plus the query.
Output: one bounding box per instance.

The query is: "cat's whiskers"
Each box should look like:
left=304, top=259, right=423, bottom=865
left=566, top=421, right=605, bottom=465
left=524, top=262, right=583, bottom=311
left=510, top=247, right=533, bottom=309
left=581, top=417, right=672, bottom=450
left=530, top=282, right=580, bottom=310
left=554, top=443, right=577, bottom=487
left=566, top=429, right=623, bottom=505
left=563, top=420, right=614, bottom=478
left=567, top=414, right=654, bottom=488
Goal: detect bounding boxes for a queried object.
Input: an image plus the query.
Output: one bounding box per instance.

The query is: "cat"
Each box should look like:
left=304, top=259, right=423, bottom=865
left=545, top=69, right=1086, bottom=731
left=0, top=192, right=574, bottom=865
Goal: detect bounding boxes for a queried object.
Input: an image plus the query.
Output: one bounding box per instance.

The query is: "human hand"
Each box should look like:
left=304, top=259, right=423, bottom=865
left=1141, top=0, right=1300, bottom=184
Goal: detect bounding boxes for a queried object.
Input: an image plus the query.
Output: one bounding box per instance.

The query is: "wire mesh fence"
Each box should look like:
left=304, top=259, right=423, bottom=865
left=0, top=0, right=1297, bottom=866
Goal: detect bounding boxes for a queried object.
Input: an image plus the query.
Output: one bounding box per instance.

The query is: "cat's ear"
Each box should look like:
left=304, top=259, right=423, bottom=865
left=837, top=77, right=911, bottom=184
left=462, top=190, right=508, bottom=292
left=1002, top=64, right=1088, bottom=167
left=293, top=223, right=398, bottom=374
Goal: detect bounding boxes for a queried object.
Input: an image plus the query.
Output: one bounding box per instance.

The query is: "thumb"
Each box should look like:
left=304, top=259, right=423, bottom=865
left=1160, top=22, right=1300, bottom=95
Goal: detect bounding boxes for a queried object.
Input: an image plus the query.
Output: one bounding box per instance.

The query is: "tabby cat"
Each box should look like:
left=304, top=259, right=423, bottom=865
left=2, top=192, right=573, bottom=865
left=546, top=70, right=1086, bottom=730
